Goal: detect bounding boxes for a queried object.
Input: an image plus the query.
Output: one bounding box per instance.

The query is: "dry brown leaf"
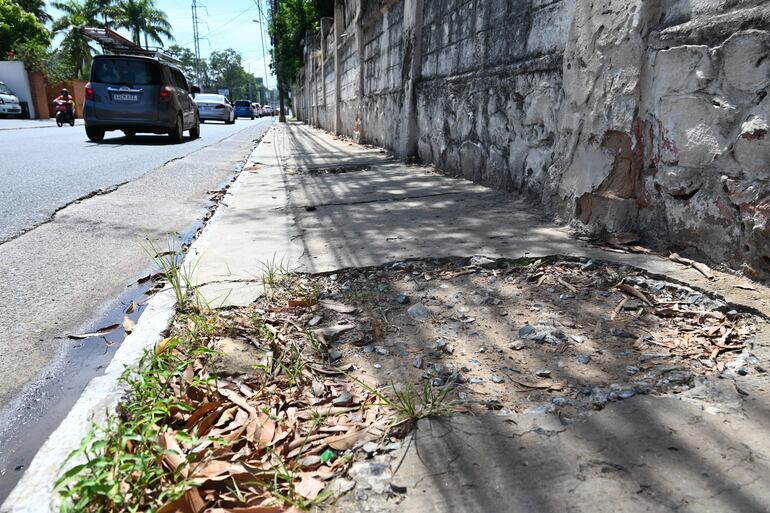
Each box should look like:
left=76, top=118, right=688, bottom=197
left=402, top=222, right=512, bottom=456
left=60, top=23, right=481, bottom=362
left=312, top=324, right=355, bottom=342
left=158, top=432, right=188, bottom=477
left=512, top=379, right=566, bottom=392
left=318, top=299, right=357, bottom=313
left=219, top=388, right=257, bottom=415
left=157, top=488, right=205, bottom=513
left=184, top=402, right=222, bottom=429
left=617, top=283, right=654, bottom=306
left=295, top=473, right=325, bottom=500
left=67, top=323, right=120, bottom=339
left=123, top=316, right=136, bottom=334
left=326, top=425, right=379, bottom=450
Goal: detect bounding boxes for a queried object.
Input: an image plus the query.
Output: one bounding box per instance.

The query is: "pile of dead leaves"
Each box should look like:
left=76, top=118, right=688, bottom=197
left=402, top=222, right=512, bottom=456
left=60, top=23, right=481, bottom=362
left=62, top=295, right=398, bottom=513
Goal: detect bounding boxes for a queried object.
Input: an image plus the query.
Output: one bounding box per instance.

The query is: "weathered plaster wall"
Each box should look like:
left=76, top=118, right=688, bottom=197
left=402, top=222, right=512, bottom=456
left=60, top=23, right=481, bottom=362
left=294, top=0, right=770, bottom=275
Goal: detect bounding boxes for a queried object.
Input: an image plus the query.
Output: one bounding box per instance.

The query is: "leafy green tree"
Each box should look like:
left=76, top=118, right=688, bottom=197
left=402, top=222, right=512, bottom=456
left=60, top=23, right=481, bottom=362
left=209, top=48, right=251, bottom=99
left=166, top=44, right=209, bottom=88
left=0, top=0, right=49, bottom=56
left=268, top=0, right=332, bottom=101
left=51, top=0, right=99, bottom=78
left=13, top=0, right=52, bottom=24
left=112, top=0, right=172, bottom=49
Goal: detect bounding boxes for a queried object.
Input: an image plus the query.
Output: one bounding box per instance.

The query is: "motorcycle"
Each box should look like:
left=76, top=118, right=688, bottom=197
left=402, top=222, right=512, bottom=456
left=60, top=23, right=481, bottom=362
left=54, top=99, right=75, bottom=127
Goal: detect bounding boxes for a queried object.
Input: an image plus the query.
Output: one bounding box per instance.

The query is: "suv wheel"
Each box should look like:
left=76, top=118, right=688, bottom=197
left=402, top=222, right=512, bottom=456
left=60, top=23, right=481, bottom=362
left=169, top=114, right=184, bottom=143
left=86, top=127, right=105, bottom=142
left=189, top=113, right=200, bottom=139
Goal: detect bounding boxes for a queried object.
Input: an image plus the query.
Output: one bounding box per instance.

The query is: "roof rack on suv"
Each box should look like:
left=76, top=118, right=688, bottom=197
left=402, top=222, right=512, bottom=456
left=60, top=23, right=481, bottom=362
left=81, top=27, right=181, bottom=65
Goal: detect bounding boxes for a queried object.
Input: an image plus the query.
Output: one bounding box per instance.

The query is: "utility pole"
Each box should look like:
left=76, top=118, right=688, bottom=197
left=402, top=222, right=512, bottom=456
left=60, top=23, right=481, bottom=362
left=191, top=0, right=204, bottom=88
left=271, top=0, right=287, bottom=122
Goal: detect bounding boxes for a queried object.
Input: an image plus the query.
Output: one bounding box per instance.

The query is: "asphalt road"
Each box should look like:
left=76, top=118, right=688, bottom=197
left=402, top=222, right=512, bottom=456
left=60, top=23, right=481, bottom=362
left=0, top=117, right=274, bottom=500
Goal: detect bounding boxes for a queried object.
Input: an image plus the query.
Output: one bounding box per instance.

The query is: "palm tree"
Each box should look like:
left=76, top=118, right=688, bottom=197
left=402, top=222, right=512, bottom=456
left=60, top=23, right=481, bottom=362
left=91, top=0, right=116, bottom=26
left=51, top=0, right=100, bottom=78
left=112, top=0, right=173, bottom=49
left=15, top=0, right=52, bottom=24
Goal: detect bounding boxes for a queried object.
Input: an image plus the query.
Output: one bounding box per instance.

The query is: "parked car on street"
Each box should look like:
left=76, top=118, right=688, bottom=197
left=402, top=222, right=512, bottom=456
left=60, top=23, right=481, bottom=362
left=251, top=102, right=261, bottom=117
left=83, top=54, right=201, bottom=143
left=0, top=82, right=22, bottom=118
left=234, top=100, right=254, bottom=119
left=194, top=94, right=235, bottom=124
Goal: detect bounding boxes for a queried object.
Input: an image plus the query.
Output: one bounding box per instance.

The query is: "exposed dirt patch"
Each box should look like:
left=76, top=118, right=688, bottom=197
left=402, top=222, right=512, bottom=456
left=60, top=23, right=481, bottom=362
left=308, top=256, right=759, bottom=419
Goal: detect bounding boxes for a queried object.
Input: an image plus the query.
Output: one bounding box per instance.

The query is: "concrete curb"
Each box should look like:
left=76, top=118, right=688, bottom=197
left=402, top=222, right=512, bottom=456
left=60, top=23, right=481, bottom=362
left=0, top=131, right=272, bottom=513
left=0, top=288, right=176, bottom=513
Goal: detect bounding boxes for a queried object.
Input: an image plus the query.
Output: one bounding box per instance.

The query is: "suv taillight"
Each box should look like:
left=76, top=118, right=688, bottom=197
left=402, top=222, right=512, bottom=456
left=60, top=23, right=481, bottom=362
left=85, top=82, right=94, bottom=101
left=159, top=86, right=171, bottom=103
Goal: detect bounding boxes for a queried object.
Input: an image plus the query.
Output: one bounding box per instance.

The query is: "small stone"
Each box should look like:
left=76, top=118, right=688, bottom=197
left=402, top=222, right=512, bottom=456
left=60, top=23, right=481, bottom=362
left=618, top=388, right=636, bottom=399
left=518, top=324, right=535, bottom=337
left=727, top=309, right=738, bottom=318
left=413, top=356, right=423, bottom=369
left=333, top=392, right=354, bottom=407
left=362, top=442, right=379, bottom=454
left=570, top=334, right=585, bottom=343
left=468, top=377, right=484, bottom=384
left=491, top=374, right=504, bottom=384
left=470, top=255, right=497, bottom=268
left=432, top=377, right=445, bottom=387
left=373, top=363, right=382, bottom=369
left=547, top=287, right=556, bottom=293
left=591, top=388, right=610, bottom=409
left=458, top=392, right=468, bottom=400
left=329, top=349, right=343, bottom=362
left=308, top=315, right=322, bottom=326
left=377, top=283, right=389, bottom=292
left=559, top=293, right=575, bottom=300
left=626, top=365, right=640, bottom=375
left=384, top=441, right=401, bottom=452
left=525, top=404, right=556, bottom=414
left=508, top=340, right=526, bottom=351
left=535, top=369, right=551, bottom=378
left=374, top=346, right=389, bottom=355
left=361, top=345, right=374, bottom=353
left=478, top=347, right=487, bottom=353
left=551, top=396, right=569, bottom=406
left=397, top=292, right=410, bottom=304
left=299, top=455, right=322, bottom=468
left=610, top=327, right=634, bottom=338
left=390, top=482, right=408, bottom=494
left=407, top=303, right=430, bottom=321
left=578, top=355, right=591, bottom=364
left=469, top=358, right=481, bottom=366
left=328, top=478, right=356, bottom=495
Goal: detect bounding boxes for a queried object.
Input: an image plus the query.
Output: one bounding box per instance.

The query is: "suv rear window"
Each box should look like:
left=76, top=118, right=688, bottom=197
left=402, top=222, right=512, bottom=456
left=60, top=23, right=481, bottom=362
left=92, top=58, right=161, bottom=86
left=235, top=100, right=251, bottom=106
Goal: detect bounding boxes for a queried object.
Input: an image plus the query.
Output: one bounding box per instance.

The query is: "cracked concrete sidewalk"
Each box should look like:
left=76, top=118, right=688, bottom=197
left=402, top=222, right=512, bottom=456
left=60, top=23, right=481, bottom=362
left=190, top=122, right=770, bottom=513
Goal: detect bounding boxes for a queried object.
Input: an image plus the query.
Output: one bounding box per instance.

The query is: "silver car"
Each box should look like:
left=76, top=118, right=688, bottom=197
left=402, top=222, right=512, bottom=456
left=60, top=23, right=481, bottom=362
left=194, top=94, right=234, bottom=124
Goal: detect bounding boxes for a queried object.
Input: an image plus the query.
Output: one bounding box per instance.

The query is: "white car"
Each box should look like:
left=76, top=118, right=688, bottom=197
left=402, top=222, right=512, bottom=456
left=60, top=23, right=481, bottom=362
left=194, top=93, right=235, bottom=124
left=0, top=82, right=22, bottom=117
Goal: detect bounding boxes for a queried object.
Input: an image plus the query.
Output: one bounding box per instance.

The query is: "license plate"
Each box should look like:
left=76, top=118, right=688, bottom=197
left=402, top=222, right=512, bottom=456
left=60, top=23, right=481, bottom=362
left=113, top=93, right=138, bottom=102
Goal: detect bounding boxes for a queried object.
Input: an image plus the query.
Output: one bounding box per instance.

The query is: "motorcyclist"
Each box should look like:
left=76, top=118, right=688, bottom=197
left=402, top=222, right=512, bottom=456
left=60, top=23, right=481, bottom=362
left=54, top=88, right=75, bottom=118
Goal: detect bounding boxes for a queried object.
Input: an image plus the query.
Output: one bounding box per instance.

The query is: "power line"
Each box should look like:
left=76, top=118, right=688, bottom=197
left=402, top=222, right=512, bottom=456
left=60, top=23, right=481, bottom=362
left=254, top=0, right=271, bottom=91
left=191, top=0, right=205, bottom=87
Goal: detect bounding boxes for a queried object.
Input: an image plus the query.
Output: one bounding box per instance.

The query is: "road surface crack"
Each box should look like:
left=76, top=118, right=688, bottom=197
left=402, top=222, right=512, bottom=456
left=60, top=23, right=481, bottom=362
left=0, top=181, right=129, bottom=246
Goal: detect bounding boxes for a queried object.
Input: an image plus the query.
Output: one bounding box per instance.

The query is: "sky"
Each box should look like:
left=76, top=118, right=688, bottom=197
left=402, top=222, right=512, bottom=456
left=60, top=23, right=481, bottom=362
left=47, top=0, right=277, bottom=89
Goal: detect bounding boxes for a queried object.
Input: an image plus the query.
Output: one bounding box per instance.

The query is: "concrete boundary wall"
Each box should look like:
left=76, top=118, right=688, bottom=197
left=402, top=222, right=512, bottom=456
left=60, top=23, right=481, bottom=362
left=293, top=0, right=770, bottom=278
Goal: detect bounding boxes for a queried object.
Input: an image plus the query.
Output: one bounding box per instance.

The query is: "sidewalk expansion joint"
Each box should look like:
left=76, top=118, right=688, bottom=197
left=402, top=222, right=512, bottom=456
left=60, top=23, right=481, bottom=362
left=299, top=190, right=464, bottom=209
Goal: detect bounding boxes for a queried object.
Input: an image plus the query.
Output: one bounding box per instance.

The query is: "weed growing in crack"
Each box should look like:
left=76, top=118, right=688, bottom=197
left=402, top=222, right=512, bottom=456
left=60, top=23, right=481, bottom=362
left=355, top=378, right=458, bottom=426
left=258, top=256, right=320, bottom=303
left=143, top=238, right=200, bottom=310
